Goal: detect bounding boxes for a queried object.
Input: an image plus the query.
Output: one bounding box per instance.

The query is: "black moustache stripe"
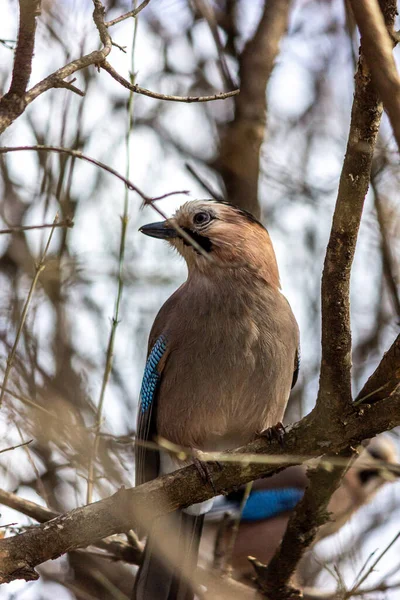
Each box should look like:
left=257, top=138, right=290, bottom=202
left=180, top=228, right=213, bottom=253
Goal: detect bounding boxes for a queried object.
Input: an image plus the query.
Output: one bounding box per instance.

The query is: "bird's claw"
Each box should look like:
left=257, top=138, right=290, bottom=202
left=193, top=457, right=219, bottom=494
left=259, top=422, right=286, bottom=447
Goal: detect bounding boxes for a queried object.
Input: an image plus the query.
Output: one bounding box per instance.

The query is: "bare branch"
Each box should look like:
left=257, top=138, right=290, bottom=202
left=0, top=218, right=73, bottom=235
left=256, top=455, right=351, bottom=598
left=317, top=7, right=390, bottom=415
left=217, top=0, right=292, bottom=216
left=0, top=488, right=57, bottom=522
left=8, top=1, right=41, bottom=97
left=0, top=146, right=212, bottom=260
left=0, top=146, right=150, bottom=201
left=0, top=0, right=111, bottom=134
left=252, top=0, right=397, bottom=592
left=348, top=0, right=400, bottom=153
left=0, top=387, right=400, bottom=584
left=105, top=0, right=151, bottom=28
left=101, top=60, right=240, bottom=103
left=192, top=0, right=236, bottom=90
left=0, top=0, right=237, bottom=136
left=0, top=440, right=33, bottom=455
left=53, top=78, right=85, bottom=97
left=0, top=487, right=143, bottom=565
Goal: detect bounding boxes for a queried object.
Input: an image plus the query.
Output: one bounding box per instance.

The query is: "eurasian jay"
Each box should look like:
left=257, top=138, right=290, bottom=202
left=200, top=435, right=399, bottom=583
left=133, top=200, right=299, bottom=600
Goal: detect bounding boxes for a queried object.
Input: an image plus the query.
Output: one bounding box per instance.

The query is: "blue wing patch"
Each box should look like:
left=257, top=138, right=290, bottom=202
left=242, top=488, right=303, bottom=522
left=140, top=335, right=167, bottom=413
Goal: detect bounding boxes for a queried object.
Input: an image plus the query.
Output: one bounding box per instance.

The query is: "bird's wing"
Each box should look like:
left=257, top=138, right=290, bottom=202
left=135, top=333, right=169, bottom=486
left=135, top=287, right=184, bottom=486
left=241, top=488, right=303, bottom=521
left=205, top=488, right=304, bottom=523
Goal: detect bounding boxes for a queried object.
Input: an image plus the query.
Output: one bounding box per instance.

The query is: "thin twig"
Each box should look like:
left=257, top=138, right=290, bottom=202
left=53, top=78, right=85, bottom=97
left=0, top=217, right=73, bottom=235
left=0, top=439, right=33, bottom=454
left=0, top=215, right=59, bottom=408
left=192, top=0, right=236, bottom=89
left=105, top=0, right=151, bottom=27
left=223, top=481, right=252, bottom=576
left=0, top=145, right=149, bottom=199
left=101, top=59, right=240, bottom=103
left=185, top=163, right=225, bottom=201
left=346, top=530, right=400, bottom=596
left=14, top=421, right=49, bottom=506
left=156, top=436, right=400, bottom=476
left=0, top=145, right=219, bottom=262
left=0, top=384, right=59, bottom=418
left=87, top=1, right=139, bottom=504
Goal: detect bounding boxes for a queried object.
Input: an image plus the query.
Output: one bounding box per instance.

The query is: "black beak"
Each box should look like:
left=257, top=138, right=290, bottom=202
left=139, top=221, right=178, bottom=240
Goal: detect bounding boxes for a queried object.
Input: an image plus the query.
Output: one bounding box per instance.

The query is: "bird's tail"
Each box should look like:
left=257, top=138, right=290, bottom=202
left=133, top=510, right=204, bottom=600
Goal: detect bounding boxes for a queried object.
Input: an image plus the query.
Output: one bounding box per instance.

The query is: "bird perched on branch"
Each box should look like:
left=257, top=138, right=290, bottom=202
left=200, top=435, right=399, bottom=583
left=133, top=199, right=299, bottom=600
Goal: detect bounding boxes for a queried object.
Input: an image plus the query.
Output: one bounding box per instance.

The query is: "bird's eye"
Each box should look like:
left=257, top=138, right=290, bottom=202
left=193, top=211, right=211, bottom=227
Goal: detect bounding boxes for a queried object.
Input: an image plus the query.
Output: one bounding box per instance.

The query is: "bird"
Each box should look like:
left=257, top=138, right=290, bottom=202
left=133, top=199, right=300, bottom=600
left=199, top=435, right=399, bottom=583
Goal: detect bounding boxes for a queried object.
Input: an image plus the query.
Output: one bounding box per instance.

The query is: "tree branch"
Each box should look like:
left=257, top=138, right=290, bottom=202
left=105, top=0, right=151, bottom=28
left=0, top=0, right=239, bottom=136
left=317, top=16, right=387, bottom=416
left=101, top=60, right=239, bottom=103
left=252, top=0, right=397, bottom=593
left=0, top=0, right=41, bottom=132
left=8, top=0, right=41, bottom=96
left=216, top=0, right=292, bottom=216
left=0, top=1, right=112, bottom=135
left=0, top=384, right=400, bottom=584
left=348, top=0, right=400, bottom=152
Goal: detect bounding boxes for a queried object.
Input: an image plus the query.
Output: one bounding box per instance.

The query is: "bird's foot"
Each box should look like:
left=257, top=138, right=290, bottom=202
left=259, top=422, right=286, bottom=447
left=193, top=456, right=221, bottom=494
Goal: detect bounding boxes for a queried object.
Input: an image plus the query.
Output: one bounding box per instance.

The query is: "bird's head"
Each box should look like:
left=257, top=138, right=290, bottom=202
left=140, top=200, right=280, bottom=286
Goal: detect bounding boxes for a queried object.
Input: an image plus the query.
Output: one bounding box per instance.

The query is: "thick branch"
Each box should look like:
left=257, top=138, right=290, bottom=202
left=0, top=487, right=143, bottom=567
left=348, top=0, right=400, bottom=152
left=316, top=2, right=395, bottom=414
left=216, top=0, right=292, bottom=216
left=9, top=0, right=40, bottom=96
left=1, top=388, right=400, bottom=584
left=257, top=454, right=352, bottom=598
left=0, top=1, right=41, bottom=131
left=0, top=488, right=57, bottom=522
left=257, top=1, right=397, bottom=592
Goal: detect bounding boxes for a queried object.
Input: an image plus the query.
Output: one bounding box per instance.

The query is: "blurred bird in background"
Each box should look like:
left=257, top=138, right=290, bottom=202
left=133, top=200, right=299, bottom=600
left=200, top=435, right=399, bottom=584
